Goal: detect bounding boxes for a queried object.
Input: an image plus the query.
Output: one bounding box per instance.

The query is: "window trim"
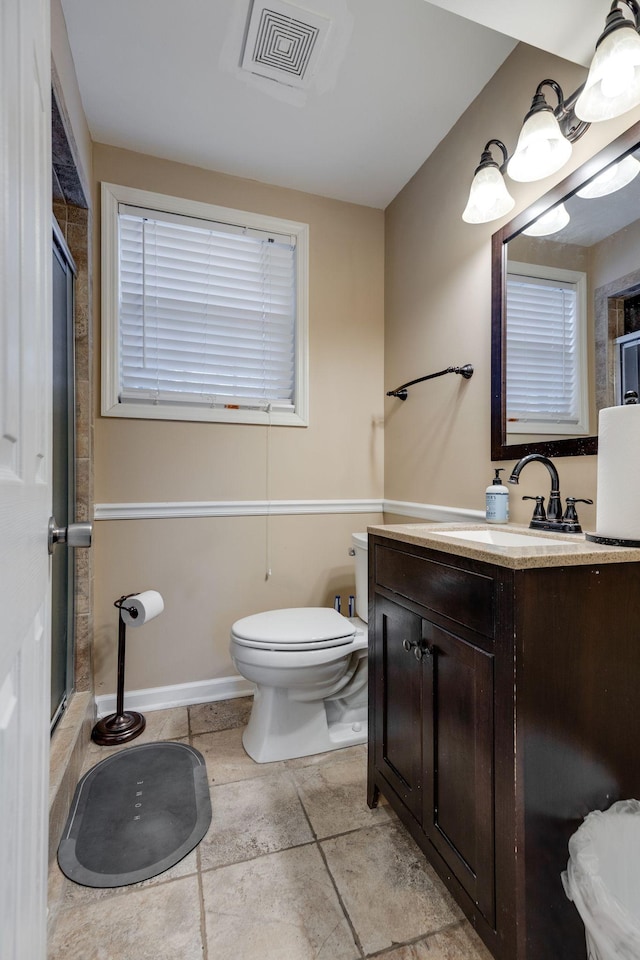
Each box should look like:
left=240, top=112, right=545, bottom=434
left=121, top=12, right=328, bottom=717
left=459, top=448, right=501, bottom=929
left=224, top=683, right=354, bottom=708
left=506, top=260, right=589, bottom=437
left=101, top=181, right=309, bottom=426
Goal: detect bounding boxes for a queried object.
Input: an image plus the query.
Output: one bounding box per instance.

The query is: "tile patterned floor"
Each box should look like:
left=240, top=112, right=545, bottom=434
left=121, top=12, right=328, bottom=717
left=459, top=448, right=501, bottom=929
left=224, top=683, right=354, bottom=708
left=47, top=698, right=493, bottom=960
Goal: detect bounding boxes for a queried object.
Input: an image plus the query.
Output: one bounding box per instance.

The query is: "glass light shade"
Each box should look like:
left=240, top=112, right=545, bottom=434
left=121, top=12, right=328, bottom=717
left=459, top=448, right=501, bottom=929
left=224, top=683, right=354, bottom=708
left=577, top=154, right=640, bottom=198
left=462, top=164, right=515, bottom=224
left=575, top=24, right=640, bottom=122
left=507, top=109, right=572, bottom=182
left=522, top=203, right=570, bottom=237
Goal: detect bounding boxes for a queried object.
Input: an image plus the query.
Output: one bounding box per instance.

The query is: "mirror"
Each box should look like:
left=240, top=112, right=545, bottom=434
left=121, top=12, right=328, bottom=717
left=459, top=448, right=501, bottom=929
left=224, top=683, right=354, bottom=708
left=491, top=119, right=640, bottom=460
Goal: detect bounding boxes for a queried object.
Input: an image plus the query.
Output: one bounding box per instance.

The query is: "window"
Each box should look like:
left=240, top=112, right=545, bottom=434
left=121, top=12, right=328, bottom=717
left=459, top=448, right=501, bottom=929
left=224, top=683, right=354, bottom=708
left=101, top=182, right=309, bottom=425
left=506, top=261, right=589, bottom=436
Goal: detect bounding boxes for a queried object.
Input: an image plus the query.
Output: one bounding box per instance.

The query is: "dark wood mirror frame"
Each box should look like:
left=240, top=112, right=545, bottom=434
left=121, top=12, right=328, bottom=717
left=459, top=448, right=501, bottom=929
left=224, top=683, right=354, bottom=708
left=491, top=118, right=640, bottom=461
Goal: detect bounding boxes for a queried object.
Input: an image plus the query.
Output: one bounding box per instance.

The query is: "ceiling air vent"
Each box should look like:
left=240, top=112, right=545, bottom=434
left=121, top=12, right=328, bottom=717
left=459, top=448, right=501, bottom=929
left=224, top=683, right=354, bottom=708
left=242, top=0, right=331, bottom=89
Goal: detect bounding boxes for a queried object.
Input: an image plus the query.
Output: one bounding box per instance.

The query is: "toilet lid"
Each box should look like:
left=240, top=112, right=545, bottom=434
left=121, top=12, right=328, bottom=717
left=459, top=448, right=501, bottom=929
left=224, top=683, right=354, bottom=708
left=231, top=607, right=357, bottom=651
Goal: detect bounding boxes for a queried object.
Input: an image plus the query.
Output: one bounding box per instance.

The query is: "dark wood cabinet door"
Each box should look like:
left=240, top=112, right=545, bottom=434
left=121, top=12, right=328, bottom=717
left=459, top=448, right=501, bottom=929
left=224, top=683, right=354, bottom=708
left=422, top=620, right=496, bottom=926
left=372, top=596, right=424, bottom=823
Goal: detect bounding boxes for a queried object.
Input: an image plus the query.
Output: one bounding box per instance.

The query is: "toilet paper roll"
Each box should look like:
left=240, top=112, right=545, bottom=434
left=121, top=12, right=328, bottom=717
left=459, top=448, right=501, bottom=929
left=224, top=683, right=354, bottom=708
left=596, top=404, right=640, bottom=541
left=120, top=590, right=164, bottom=627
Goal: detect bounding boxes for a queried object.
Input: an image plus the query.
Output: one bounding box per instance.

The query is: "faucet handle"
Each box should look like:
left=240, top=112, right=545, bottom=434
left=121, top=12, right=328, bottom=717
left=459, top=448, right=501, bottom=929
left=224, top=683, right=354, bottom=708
left=562, top=497, right=593, bottom=523
left=523, top=495, right=546, bottom=521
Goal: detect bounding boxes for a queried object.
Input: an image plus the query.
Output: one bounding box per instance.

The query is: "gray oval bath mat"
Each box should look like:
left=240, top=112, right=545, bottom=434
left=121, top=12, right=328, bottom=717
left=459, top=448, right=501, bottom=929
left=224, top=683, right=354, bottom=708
left=58, top=741, right=211, bottom=887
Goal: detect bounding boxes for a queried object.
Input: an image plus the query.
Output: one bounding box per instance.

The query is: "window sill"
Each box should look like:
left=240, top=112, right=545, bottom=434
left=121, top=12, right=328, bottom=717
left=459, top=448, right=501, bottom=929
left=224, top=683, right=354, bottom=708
left=101, top=400, right=308, bottom=427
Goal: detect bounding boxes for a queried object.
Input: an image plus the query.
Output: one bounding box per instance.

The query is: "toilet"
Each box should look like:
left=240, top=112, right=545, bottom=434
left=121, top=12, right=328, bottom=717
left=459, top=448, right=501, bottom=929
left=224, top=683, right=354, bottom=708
left=230, top=532, right=369, bottom=763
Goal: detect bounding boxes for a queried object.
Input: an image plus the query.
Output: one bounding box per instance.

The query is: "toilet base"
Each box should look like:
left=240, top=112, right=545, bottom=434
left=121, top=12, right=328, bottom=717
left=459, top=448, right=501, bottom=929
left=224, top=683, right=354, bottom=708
left=242, top=685, right=367, bottom=763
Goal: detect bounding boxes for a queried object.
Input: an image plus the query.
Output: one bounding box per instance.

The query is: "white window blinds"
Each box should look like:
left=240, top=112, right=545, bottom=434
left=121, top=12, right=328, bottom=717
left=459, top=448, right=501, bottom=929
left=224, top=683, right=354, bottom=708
left=506, top=271, right=584, bottom=429
left=118, top=203, right=297, bottom=411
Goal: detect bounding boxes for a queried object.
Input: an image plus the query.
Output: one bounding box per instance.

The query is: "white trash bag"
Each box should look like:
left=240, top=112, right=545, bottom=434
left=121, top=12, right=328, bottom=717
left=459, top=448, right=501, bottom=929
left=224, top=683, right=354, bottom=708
left=562, top=799, right=640, bottom=960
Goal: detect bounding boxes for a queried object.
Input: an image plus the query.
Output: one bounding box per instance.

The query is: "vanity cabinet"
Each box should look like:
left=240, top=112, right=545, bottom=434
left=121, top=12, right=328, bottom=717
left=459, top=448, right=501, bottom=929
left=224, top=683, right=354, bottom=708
left=368, top=530, right=640, bottom=960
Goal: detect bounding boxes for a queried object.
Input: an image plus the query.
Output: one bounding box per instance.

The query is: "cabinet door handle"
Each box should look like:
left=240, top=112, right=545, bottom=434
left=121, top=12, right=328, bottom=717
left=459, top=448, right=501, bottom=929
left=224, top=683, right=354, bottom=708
left=414, top=643, right=433, bottom=661
left=402, top=638, right=431, bottom=661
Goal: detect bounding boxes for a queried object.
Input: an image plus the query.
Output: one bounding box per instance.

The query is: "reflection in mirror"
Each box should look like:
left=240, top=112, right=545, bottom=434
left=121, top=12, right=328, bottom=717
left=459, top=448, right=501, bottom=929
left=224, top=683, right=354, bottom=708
left=491, top=119, right=640, bottom=460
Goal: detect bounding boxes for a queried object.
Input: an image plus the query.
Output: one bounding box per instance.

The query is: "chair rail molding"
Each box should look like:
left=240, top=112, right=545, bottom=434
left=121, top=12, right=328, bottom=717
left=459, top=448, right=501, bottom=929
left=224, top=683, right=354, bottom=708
left=93, top=498, right=483, bottom=522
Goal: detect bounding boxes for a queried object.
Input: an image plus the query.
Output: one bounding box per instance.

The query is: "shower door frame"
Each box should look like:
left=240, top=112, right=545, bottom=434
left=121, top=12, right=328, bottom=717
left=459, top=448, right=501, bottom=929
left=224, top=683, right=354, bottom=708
left=51, top=219, right=77, bottom=730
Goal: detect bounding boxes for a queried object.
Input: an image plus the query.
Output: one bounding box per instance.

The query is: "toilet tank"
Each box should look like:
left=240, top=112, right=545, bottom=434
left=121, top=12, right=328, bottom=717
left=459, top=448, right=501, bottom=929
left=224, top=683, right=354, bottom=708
left=351, top=533, right=369, bottom=624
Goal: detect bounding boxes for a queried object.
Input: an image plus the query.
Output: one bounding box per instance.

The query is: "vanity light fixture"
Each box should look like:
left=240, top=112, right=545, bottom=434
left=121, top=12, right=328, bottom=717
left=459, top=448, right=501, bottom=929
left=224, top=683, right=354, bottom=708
left=462, top=80, right=588, bottom=223
left=577, top=152, right=640, bottom=196
left=462, top=140, right=515, bottom=224
left=463, top=1, right=640, bottom=225
left=575, top=0, right=640, bottom=122
left=522, top=202, right=570, bottom=237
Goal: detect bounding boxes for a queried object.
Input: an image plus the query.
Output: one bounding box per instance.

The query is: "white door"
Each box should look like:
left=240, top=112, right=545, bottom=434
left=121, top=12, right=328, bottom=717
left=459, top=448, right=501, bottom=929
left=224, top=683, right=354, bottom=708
left=0, top=0, right=52, bottom=957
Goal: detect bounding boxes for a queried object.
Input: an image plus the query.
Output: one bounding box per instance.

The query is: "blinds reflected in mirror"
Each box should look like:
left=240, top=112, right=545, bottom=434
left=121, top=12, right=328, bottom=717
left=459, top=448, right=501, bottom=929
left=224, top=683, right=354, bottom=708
left=506, top=262, right=589, bottom=436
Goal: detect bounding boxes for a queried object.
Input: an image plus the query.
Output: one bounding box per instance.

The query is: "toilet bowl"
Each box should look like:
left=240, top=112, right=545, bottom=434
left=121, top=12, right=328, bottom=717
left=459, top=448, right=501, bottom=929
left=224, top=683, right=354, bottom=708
left=230, top=533, right=369, bottom=763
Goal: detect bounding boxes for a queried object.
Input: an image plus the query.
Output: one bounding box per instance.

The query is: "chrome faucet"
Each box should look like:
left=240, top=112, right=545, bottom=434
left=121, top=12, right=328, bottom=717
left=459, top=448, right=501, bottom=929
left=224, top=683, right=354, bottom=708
left=507, top=453, right=592, bottom=533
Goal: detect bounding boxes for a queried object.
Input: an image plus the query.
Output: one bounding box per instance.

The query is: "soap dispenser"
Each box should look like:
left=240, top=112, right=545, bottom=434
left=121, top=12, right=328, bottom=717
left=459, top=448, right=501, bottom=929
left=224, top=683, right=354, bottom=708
left=486, top=468, right=509, bottom=523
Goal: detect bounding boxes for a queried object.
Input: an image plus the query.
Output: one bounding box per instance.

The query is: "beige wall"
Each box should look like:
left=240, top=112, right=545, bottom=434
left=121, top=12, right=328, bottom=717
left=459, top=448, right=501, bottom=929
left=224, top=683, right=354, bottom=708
left=93, top=513, right=380, bottom=694
left=507, top=236, right=588, bottom=273
left=92, top=144, right=384, bottom=694
left=384, top=42, right=640, bottom=530
left=591, top=217, right=640, bottom=290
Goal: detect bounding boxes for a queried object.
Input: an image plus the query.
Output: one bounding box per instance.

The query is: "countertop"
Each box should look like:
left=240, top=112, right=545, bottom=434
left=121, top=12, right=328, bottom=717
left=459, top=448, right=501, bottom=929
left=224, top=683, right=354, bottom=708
left=367, top=522, right=640, bottom=570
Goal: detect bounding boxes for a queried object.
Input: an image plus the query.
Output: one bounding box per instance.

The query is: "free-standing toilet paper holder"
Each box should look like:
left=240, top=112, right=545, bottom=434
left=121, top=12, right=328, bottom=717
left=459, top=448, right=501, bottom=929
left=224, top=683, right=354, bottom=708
left=91, top=594, right=147, bottom=746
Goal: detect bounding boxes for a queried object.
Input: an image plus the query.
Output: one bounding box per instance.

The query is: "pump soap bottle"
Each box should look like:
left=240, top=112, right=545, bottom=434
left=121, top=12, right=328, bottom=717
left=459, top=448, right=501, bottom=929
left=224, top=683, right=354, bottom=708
left=486, top=468, right=509, bottom=524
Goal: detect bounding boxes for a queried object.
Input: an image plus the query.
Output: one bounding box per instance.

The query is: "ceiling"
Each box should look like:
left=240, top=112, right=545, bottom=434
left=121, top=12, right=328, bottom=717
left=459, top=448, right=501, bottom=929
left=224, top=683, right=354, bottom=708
left=60, top=0, right=610, bottom=208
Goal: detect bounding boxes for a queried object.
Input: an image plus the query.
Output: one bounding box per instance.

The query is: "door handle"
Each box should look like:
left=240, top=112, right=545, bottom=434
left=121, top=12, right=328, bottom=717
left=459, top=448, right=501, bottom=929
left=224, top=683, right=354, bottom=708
left=48, top=516, right=93, bottom=554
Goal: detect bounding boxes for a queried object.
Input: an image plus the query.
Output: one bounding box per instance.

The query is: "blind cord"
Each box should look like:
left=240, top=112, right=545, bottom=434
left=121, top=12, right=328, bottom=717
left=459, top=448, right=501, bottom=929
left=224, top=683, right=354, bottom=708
left=265, top=402, right=272, bottom=580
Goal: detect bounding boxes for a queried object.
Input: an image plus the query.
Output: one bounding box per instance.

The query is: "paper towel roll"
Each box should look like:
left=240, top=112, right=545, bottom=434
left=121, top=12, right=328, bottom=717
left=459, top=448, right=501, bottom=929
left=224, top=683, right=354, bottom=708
left=596, top=404, right=640, bottom=541
left=121, top=590, right=164, bottom=627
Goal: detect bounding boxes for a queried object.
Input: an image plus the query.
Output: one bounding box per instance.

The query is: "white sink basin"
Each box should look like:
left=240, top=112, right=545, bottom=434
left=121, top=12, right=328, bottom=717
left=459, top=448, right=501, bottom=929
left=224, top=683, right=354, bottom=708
left=434, top=528, right=570, bottom=548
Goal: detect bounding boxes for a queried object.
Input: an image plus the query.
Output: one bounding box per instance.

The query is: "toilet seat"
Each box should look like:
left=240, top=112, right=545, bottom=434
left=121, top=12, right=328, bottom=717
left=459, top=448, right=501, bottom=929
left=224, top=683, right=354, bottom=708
left=231, top=607, right=356, bottom=651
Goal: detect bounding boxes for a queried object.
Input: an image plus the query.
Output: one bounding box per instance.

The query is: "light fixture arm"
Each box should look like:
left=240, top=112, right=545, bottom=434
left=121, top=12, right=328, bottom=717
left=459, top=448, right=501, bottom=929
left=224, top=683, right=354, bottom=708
left=533, top=79, right=590, bottom=143
left=535, top=78, right=565, bottom=109
left=620, top=0, right=640, bottom=18
left=600, top=0, right=640, bottom=45
left=479, top=139, right=509, bottom=172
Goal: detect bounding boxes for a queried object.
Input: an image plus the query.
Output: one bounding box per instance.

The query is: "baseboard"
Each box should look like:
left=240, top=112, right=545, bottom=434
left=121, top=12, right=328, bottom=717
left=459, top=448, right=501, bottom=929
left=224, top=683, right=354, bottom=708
left=95, top=675, right=254, bottom=718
